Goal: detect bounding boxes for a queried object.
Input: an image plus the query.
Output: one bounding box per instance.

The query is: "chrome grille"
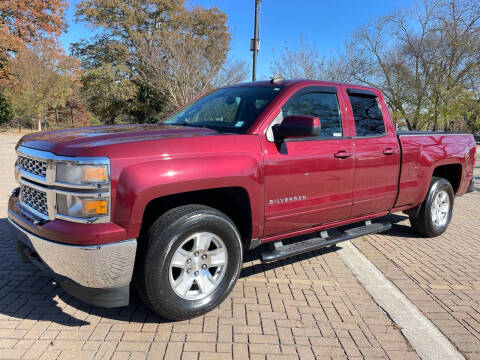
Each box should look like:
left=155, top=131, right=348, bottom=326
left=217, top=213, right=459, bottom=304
left=20, top=185, right=48, bottom=216
left=18, top=156, right=47, bottom=177
left=15, top=146, right=111, bottom=224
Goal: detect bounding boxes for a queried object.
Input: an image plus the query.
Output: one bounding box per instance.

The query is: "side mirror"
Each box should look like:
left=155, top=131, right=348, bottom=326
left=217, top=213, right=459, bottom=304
left=272, top=115, right=321, bottom=140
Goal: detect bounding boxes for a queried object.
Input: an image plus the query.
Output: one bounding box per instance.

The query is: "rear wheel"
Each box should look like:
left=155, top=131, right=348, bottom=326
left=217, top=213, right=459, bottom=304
left=409, top=177, right=454, bottom=237
left=137, top=205, right=243, bottom=320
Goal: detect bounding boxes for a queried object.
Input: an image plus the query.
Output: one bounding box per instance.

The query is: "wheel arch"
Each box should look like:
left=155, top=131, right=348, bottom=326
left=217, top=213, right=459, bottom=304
left=139, top=187, right=253, bottom=246
left=431, top=163, right=462, bottom=194
left=405, top=163, right=462, bottom=218
left=112, top=152, right=264, bottom=241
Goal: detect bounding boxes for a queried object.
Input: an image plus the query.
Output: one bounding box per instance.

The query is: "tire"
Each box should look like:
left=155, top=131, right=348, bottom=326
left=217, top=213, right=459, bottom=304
left=409, top=177, right=454, bottom=237
left=137, top=205, right=243, bottom=320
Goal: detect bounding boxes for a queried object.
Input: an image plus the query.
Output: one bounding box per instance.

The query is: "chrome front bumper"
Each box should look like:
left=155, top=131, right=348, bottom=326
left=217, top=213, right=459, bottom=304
left=8, top=218, right=137, bottom=289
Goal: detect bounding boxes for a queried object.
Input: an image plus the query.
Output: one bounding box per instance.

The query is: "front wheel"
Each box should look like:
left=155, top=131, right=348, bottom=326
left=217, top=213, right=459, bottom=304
left=409, top=177, right=454, bottom=237
left=138, top=205, right=243, bottom=320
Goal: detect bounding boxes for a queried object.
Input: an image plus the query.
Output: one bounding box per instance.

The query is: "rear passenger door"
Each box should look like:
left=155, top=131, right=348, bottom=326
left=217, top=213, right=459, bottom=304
left=346, top=88, right=401, bottom=217
left=262, top=87, right=355, bottom=236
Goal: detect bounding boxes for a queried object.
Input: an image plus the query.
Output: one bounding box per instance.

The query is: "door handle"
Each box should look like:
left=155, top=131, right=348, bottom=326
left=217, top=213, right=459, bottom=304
left=334, top=150, right=353, bottom=159
left=383, top=148, right=396, bottom=155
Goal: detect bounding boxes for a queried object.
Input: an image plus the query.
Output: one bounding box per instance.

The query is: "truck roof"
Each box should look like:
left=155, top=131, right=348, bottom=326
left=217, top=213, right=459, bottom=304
left=231, top=79, right=378, bottom=93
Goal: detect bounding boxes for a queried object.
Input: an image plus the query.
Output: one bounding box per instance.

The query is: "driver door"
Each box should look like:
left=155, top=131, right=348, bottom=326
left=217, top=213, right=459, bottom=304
left=262, top=87, right=355, bottom=237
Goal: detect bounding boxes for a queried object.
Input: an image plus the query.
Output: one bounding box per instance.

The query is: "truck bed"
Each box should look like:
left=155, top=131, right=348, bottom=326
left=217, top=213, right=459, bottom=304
left=394, top=132, right=476, bottom=210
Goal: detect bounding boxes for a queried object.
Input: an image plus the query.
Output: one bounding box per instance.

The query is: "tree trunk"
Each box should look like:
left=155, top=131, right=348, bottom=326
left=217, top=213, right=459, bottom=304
left=37, top=116, right=42, bottom=131
left=405, top=118, right=413, bottom=130
left=70, top=107, right=74, bottom=127
left=55, top=108, right=59, bottom=128
left=43, top=110, right=47, bottom=130
left=433, top=95, right=439, bottom=131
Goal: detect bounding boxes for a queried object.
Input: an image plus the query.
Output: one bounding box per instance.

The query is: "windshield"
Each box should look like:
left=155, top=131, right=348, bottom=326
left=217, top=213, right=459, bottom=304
left=163, top=86, right=284, bottom=133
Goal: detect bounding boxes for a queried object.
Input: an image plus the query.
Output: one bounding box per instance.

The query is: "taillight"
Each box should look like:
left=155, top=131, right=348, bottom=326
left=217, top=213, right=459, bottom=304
left=474, top=145, right=477, bottom=166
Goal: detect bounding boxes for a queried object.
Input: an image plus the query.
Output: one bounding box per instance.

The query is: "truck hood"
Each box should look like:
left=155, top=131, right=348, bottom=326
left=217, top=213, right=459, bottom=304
left=16, top=124, right=219, bottom=154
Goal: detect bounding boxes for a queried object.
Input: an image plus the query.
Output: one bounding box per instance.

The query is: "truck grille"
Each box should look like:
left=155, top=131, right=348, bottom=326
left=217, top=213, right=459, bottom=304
left=18, top=156, right=47, bottom=178
left=20, top=185, right=48, bottom=216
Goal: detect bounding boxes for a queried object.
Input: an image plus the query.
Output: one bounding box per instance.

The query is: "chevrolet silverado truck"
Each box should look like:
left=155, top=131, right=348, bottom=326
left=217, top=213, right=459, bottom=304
left=8, top=80, right=476, bottom=320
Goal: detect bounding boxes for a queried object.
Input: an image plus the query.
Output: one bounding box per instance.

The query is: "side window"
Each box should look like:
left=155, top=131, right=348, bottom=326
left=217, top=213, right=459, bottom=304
left=348, top=94, right=386, bottom=136
left=282, top=92, right=343, bottom=137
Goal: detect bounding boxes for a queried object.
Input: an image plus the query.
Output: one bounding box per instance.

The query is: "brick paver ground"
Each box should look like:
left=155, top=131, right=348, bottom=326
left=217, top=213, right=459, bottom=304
left=0, top=132, right=475, bottom=359
left=354, top=161, right=480, bottom=360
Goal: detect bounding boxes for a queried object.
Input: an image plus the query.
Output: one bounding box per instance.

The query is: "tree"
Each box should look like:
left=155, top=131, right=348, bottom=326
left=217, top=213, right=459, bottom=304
left=65, top=88, right=93, bottom=128
left=270, top=37, right=357, bottom=83
left=271, top=37, right=327, bottom=80
left=134, top=30, right=247, bottom=112
left=212, top=60, right=249, bottom=89
left=80, top=64, right=139, bottom=125
left=5, top=39, right=80, bottom=130
left=0, top=0, right=67, bottom=84
left=457, top=87, right=480, bottom=134
left=73, top=0, right=246, bottom=122
left=272, top=0, right=480, bottom=132
left=0, top=95, right=13, bottom=126
left=344, top=0, right=480, bottom=130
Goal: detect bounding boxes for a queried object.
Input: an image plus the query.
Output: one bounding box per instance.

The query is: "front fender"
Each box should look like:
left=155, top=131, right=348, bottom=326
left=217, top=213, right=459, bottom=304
left=113, top=154, right=264, bottom=239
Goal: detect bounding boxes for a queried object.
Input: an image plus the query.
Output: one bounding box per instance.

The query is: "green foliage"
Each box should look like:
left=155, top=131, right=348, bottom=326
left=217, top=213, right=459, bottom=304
left=0, top=95, right=13, bottom=125
left=459, top=89, right=480, bottom=133
left=80, top=64, right=139, bottom=125
left=89, top=115, right=101, bottom=126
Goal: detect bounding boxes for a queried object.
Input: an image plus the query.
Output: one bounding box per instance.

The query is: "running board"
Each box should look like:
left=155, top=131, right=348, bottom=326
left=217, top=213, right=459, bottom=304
left=261, top=221, right=391, bottom=263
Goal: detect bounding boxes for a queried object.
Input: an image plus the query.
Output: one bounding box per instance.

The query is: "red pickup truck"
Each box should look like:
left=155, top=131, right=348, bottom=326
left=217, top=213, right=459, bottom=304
left=8, top=80, right=476, bottom=320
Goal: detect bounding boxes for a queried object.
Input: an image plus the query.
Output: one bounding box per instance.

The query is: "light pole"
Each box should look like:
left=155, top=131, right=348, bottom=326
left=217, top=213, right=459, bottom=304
left=250, top=0, right=261, bottom=81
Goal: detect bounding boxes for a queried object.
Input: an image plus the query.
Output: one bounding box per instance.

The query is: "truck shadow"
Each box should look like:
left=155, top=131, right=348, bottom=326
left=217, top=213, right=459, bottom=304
left=240, top=243, right=341, bottom=279
left=0, top=214, right=427, bottom=325
left=374, top=214, right=423, bottom=239
left=240, top=213, right=418, bottom=278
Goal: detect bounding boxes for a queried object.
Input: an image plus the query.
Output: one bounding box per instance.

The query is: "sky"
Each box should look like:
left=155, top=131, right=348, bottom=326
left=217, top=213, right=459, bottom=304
left=60, top=0, right=410, bottom=80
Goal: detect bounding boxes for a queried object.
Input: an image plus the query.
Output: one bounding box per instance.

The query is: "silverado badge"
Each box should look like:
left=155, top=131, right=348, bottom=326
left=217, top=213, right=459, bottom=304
left=269, top=195, right=307, bottom=205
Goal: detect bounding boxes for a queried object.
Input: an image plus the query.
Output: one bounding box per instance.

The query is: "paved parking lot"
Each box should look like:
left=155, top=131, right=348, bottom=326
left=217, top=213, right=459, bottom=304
left=0, top=133, right=478, bottom=359
left=354, top=176, right=480, bottom=359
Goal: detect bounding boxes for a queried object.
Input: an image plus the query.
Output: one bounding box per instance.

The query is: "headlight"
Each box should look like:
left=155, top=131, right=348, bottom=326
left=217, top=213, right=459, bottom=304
left=56, top=163, right=109, bottom=185
left=56, top=194, right=109, bottom=218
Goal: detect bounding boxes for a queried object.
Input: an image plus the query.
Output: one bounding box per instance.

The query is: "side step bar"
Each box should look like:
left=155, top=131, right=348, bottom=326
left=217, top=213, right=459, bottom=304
left=261, top=221, right=391, bottom=263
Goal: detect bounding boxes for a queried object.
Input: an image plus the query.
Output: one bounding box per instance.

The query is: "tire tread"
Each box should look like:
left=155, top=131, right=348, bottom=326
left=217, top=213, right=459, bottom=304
left=409, top=177, right=454, bottom=237
left=139, top=205, right=242, bottom=320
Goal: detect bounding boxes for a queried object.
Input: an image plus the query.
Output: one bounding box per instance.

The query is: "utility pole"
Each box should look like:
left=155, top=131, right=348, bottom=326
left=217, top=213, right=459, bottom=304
left=250, top=0, right=261, bottom=81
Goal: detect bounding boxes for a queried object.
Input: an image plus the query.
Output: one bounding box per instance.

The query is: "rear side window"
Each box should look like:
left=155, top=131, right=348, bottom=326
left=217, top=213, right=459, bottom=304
left=282, top=92, right=342, bottom=137
left=348, top=94, right=385, bottom=136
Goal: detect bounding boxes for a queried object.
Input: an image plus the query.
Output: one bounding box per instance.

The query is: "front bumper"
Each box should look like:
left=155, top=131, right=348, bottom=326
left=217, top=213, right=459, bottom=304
left=8, top=216, right=137, bottom=307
